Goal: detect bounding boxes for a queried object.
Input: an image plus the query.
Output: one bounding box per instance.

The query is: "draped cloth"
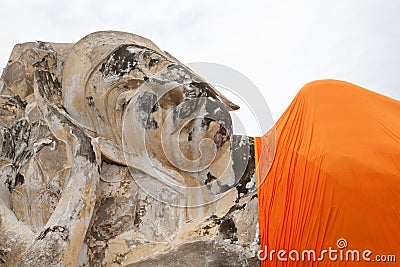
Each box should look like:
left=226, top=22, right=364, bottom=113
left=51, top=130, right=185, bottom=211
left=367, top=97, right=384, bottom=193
left=255, top=80, right=400, bottom=266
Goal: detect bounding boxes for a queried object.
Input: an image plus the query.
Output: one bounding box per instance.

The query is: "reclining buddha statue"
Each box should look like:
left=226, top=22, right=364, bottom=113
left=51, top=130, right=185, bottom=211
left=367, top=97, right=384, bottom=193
left=0, top=31, right=260, bottom=266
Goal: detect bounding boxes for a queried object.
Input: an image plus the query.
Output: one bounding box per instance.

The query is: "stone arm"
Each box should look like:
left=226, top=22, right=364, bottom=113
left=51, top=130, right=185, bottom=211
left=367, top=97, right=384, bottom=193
left=17, top=70, right=101, bottom=266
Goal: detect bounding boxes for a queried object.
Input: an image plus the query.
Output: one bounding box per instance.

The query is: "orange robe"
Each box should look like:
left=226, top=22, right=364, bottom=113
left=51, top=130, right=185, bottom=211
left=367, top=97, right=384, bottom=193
left=255, top=80, right=400, bottom=266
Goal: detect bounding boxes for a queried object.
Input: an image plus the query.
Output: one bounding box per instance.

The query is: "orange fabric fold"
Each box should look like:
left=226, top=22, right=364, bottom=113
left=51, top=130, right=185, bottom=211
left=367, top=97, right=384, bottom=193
left=256, top=80, right=400, bottom=266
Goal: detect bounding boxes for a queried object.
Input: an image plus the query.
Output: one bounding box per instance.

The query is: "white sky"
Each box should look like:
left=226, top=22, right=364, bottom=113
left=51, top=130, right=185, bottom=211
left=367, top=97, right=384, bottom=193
left=1, top=0, right=399, bottom=131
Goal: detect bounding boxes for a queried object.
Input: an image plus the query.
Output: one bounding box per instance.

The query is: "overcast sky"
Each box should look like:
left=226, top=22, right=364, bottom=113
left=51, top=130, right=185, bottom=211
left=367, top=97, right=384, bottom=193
left=1, top=0, right=399, bottom=134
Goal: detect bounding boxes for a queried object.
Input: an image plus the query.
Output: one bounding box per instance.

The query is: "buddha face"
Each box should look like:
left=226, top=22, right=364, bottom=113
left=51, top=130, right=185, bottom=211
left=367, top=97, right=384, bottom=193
left=62, top=32, right=239, bottom=177
left=119, top=48, right=239, bottom=173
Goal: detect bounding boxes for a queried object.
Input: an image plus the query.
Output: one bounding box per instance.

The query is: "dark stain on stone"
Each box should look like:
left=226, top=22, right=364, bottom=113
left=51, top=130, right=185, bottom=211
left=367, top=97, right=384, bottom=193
left=201, top=117, right=212, bottom=131
left=32, top=54, right=55, bottom=70
left=15, top=173, right=24, bottom=186
left=37, top=225, right=68, bottom=241
left=5, top=172, right=15, bottom=192
left=203, top=204, right=246, bottom=243
left=209, top=214, right=219, bottom=222
left=219, top=217, right=238, bottom=241
left=100, top=44, right=169, bottom=82
left=187, top=130, right=193, bottom=141
left=214, top=124, right=229, bottom=149
left=225, top=204, right=246, bottom=216
left=34, top=70, right=63, bottom=107
left=70, top=127, right=97, bottom=164
left=205, top=178, right=231, bottom=195
left=0, top=248, right=8, bottom=264
left=186, top=82, right=218, bottom=100
left=198, top=99, right=233, bottom=150
left=85, top=95, right=107, bottom=123
left=29, top=121, right=51, bottom=144
left=230, top=135, right=255, bottom=201
left=134, top=203, right=146, bottom=227
left=205, top=172, right=217, bottom=185
left=172, top=97, right=203, bottom=123
left=203, top=225, right=212, bottom=230
left=37, top=41, right=54, bottom=51
left=99, top=45, right=139, bottom=80
left=186, top=81, right=239, bottom=110
left=135, top=92, right=159, bottom=130
left=156, top=64, right=194, bottom=85
left=46, top=104, right=97, bottom=164
left=10, top=119, right=30, bottom=150
left=89, top=244, right=107, bottom=267
left=148, top=58, right=159, bottom=68
left=86, top=96, right=96, bottom=111
left=13, top=149, right=33, bottom=168
left=216, top=203, right=247, bottom=242
left=0, top=95, right=27, bottom=117
left=0, top=126, right=14, bottom=160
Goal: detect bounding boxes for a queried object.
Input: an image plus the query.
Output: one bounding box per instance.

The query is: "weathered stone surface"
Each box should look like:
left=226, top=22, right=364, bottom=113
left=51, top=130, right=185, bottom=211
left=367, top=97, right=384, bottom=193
left=0, top=31, right=259, bottom=266
left=128, top=240, right=259, bottom=267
